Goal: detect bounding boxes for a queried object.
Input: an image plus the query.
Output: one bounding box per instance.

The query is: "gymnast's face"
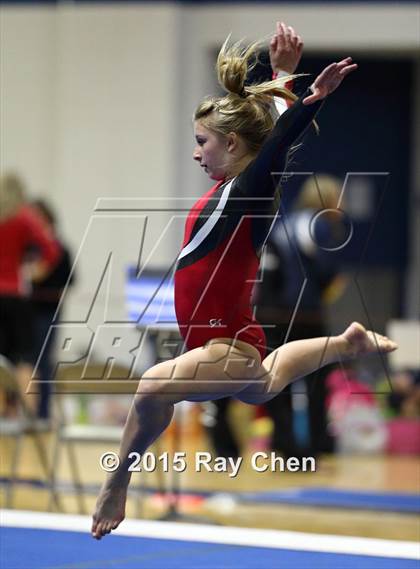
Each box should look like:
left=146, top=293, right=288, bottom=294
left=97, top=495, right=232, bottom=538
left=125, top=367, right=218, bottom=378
left=193, top=121, right=232, bottom=181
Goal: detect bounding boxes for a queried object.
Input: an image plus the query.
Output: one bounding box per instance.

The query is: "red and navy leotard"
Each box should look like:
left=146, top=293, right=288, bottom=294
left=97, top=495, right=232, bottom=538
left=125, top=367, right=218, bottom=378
left=175, top=89, right=322, bottom=360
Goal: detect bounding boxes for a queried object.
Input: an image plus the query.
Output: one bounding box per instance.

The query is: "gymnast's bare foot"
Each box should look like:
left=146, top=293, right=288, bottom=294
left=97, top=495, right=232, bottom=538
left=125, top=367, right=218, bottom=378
left=340, top=321, right=398, bottom=360
left=91, top=485, right=127, bottom=540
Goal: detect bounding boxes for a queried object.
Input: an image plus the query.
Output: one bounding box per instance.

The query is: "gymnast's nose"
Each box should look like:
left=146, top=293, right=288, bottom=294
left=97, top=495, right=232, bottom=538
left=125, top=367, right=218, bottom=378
left=193, top=147, right=201, bottom=162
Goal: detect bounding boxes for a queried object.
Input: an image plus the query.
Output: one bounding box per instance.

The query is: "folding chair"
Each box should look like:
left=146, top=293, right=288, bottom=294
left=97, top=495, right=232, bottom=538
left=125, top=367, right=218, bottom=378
left=0, top=354, right=61, bottom=510
left=48, top=364, right=146, bottom=516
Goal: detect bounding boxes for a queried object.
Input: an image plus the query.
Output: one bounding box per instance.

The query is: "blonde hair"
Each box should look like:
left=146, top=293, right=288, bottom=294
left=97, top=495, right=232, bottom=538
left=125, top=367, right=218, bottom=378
left=0, top=172, right=26, bottom=222
left=297, top=174, right=343, bottom=211
left=194, top=37, right=299, bottom=154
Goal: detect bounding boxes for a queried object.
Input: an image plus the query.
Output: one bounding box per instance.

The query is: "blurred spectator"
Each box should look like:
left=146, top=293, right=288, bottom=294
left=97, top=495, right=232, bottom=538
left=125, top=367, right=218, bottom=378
left=0, top=173, right=60, bottom=416
left=384, top=369, right=420, bottom=455
left=29, top=199, right=75, bottom=419
left=255, top=174, right=348, bottom=458
left=384, top=369, right=420, bottom=419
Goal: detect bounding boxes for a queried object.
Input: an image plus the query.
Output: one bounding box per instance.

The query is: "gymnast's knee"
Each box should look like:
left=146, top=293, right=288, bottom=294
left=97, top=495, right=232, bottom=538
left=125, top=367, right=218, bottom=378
left=236, top=391, right=275, bottom=405
left=134, top=360, right=183, bottom=406
left=235, top=375, right=273, bottom=405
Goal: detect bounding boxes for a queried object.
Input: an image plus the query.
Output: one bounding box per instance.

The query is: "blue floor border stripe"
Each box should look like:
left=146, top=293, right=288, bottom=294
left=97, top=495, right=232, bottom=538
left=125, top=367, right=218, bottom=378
left=2, top=477, right=418, bottom=514
left=238, top=487, right=420, bottom=513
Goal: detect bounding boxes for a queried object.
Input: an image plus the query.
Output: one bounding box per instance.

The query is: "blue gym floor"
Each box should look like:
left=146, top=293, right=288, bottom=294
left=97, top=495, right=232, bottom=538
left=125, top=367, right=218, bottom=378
left=1, top=512, right=418, bottom=569
left=2, top=527, right=419, bottom=569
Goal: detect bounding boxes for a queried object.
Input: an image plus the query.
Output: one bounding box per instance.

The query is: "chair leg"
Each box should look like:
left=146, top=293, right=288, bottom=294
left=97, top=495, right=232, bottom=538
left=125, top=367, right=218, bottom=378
left=47, top=430, right=63, bottom=512
left=5, top=433, right=23, bottom=509
left=30, top=428, right=62, bottom=512
left=65, top=439, right=87, bottom=515
left=13, top=381, right=62, bottom=512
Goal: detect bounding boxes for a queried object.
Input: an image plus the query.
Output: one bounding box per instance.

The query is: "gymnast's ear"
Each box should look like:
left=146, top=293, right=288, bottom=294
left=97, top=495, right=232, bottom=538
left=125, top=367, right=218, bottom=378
left=226, top=132, right=239, bottom=153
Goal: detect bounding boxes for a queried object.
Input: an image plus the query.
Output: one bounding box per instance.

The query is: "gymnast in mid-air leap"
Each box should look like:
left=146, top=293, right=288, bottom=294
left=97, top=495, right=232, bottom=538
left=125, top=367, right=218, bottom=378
left=92, top=23, right=397, bottom=539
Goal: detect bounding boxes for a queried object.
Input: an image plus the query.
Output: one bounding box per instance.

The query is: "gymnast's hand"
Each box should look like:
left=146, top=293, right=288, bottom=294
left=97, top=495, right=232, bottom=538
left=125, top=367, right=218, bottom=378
left=269, top=21, right=303, bottom=75
left=303, top=57, right=358, bottom=105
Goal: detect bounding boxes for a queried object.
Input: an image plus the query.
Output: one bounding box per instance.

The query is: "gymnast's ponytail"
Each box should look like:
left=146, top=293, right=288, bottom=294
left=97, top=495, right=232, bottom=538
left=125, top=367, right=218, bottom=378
left=216, top=36, right=254, bottom=97
left=195, top=36, right=299, bottom=154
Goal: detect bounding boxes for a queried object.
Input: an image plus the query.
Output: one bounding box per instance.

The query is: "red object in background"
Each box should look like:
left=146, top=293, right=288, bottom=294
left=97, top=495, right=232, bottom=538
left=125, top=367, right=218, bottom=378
left=386, top=418, right=420, bottom=455
left=0, top=205, right=60, bottom=296
left=326, top=368, right=376, bottom=410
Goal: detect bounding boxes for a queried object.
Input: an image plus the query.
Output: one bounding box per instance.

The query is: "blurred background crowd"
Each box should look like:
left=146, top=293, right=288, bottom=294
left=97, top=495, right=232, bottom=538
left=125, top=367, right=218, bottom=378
left=0, top=0, right=419, bottom=506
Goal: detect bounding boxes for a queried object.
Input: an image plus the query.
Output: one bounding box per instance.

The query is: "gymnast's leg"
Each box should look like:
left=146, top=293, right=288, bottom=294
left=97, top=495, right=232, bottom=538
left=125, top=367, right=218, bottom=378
left=91, top=339, right=261, bottom=540
left=237, top=322, right=398, bottom=404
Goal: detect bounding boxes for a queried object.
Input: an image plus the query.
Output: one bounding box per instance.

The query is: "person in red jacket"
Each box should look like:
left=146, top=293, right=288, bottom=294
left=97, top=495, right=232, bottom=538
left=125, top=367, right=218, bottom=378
left=92, top=27, right=397, bottom=539
left=0, top=173, right=60, bottom=415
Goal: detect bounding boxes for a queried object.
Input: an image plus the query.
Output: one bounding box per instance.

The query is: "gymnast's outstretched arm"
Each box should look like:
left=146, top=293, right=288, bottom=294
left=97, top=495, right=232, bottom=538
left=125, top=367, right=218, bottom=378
left=235, top=57, right=357, bottom=199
